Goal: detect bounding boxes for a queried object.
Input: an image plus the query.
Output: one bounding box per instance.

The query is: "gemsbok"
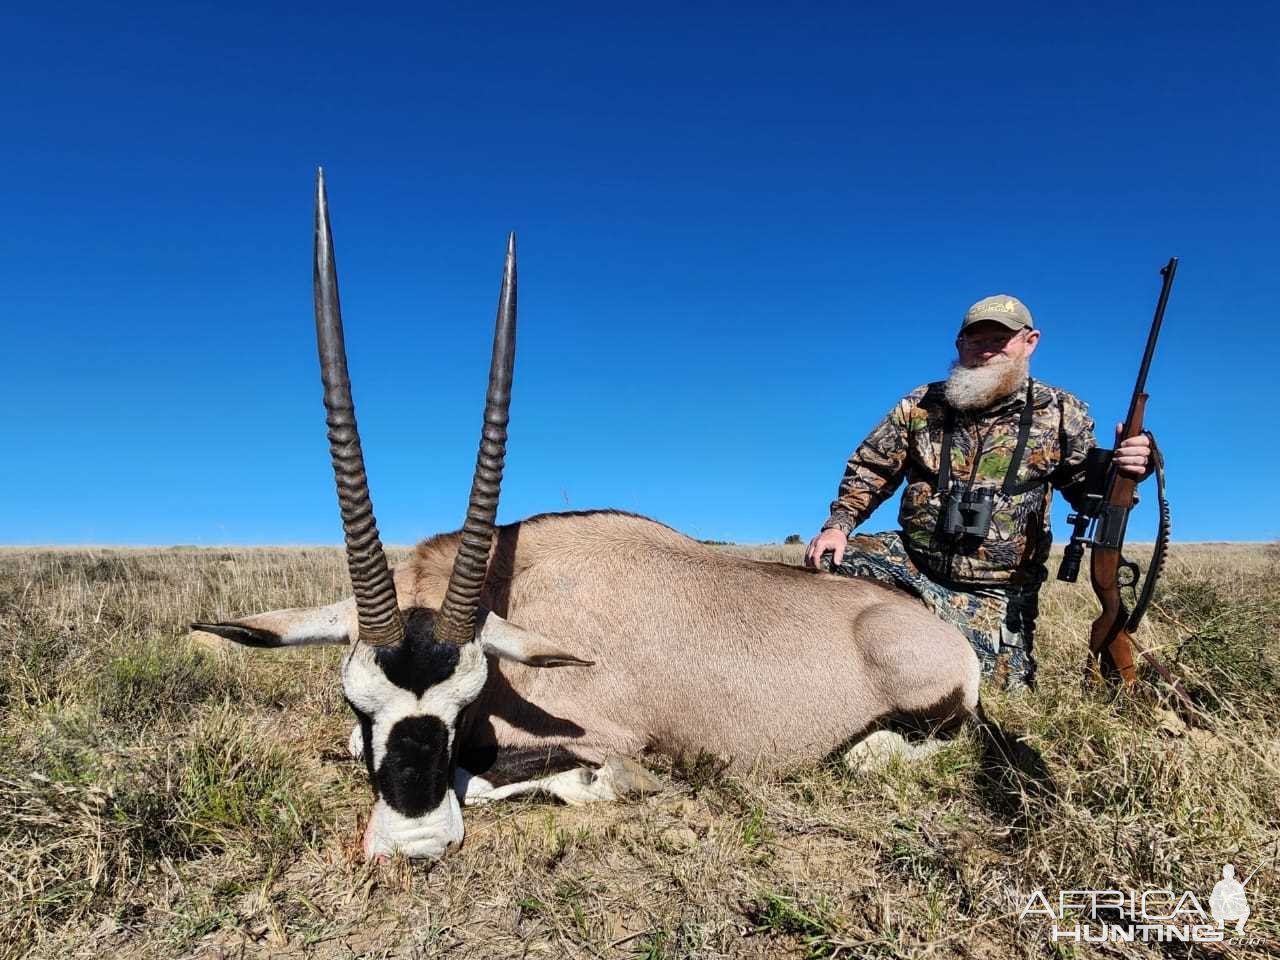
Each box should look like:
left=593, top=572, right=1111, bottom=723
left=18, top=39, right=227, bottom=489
left=192, top=171, right=982, bottom=860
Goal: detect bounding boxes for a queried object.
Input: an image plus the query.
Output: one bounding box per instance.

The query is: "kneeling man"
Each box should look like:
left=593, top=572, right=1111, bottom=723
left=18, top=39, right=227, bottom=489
left=805, top=295, right=1152, bottom=691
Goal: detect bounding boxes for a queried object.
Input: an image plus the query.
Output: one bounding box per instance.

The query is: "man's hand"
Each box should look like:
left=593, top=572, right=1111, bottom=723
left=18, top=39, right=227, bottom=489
left=805, top=528, right=849, bottom=569
left=1114, top=423, right=1152, bottom=479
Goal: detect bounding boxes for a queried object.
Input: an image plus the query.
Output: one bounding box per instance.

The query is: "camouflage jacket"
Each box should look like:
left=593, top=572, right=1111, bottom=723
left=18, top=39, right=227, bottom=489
left=822, top=378, right=1097, bottom=586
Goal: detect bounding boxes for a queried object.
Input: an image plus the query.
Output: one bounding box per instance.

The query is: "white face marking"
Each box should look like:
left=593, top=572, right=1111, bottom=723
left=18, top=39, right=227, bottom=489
left=363, top=791, right=464, bottom=860
left=341, top=641, right=489, bottom=860
left=342, top=642, right=488, bottom=768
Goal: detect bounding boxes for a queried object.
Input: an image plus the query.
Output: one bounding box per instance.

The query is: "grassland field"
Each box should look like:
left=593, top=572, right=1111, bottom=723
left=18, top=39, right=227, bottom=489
left=1, top=541, right=1277, bottom=959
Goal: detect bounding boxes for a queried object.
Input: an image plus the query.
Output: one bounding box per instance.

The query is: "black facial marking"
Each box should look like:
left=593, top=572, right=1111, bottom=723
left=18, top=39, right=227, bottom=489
left=377, top=715, right=452, bottom=817
left=371, top=608, right=462, bottom=697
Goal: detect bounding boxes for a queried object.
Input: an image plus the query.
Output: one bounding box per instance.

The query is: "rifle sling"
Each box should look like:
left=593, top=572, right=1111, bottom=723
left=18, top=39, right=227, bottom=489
left=1127, top=431, right=1169, bottom=632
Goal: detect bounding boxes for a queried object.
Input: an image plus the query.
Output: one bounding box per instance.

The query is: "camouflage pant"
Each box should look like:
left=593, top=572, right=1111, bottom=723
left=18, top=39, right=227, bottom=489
left=832, top=531, right=1040, bottom=691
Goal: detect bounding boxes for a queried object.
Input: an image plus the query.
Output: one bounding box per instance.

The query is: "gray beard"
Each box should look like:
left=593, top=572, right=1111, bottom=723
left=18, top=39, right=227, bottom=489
left=944, top=354, right=1028, bottom=411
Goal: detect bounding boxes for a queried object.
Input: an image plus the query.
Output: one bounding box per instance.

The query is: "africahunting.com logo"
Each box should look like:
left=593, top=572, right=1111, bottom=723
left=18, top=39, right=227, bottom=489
left=1019, top=864, right=1259, bottom=945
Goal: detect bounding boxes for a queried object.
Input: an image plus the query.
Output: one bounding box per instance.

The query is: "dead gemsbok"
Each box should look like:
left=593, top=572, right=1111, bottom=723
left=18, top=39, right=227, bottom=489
left=193, top=171, right=981, bottom=860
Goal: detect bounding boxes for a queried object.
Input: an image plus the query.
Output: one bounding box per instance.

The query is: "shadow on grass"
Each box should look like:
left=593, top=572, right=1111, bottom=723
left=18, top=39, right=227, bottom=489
left=972, top=702, right=1058, bottom=833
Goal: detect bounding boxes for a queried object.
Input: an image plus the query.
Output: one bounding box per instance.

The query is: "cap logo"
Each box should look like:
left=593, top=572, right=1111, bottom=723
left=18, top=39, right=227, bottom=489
left=962, top=294, right=1032, bottom=330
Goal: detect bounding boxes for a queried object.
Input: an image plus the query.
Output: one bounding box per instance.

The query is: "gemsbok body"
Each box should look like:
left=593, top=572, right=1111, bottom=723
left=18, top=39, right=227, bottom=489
left=193, top=171, right=981, bottom=861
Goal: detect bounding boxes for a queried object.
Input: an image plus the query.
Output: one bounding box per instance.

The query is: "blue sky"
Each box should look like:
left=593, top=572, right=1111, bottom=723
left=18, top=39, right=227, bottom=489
left=3, top=2, right=1276, bottom=545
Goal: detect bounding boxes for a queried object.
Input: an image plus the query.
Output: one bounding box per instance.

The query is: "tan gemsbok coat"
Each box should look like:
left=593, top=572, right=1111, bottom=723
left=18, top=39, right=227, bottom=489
left=194, top=172, right=980, bottom=860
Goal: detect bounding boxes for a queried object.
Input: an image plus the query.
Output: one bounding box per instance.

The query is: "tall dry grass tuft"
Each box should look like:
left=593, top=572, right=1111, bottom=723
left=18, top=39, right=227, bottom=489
left=0, top=542, right=1276, bottom=958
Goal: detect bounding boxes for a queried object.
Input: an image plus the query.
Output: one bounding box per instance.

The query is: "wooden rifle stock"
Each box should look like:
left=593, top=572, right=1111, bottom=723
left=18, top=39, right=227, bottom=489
left=1088, top=394, right=1147, bottom=686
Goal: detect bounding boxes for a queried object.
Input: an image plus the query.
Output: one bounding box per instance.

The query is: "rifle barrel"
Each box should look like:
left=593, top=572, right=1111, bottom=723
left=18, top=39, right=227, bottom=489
left=1126, top=257, right=1178, bottom=426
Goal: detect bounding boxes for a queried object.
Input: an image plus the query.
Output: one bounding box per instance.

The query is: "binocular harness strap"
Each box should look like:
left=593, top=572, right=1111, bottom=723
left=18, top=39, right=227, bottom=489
left=1001, top=380, right=1038, bottom=495
left=937, top=378, right=1038, bottom=495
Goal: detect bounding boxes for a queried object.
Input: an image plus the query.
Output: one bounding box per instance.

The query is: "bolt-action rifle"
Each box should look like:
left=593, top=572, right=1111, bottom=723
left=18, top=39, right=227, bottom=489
left=1057, top=258, right=1187, bottom=701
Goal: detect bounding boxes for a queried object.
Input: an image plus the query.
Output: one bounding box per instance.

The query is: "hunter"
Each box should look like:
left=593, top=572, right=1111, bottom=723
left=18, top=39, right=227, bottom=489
left=804, top=295, right=1152, bottom=691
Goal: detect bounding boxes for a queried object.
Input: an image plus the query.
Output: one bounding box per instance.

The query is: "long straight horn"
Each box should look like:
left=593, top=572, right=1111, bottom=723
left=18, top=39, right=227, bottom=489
left=435, top=233, right=517, bottom=645
left=313, top=168, right=404, bottom=648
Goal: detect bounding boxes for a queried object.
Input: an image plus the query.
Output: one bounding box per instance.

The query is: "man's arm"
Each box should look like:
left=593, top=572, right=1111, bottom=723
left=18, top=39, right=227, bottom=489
left=804, top=394, right=916, bottom=569
left=1049, top=392, right=1099, bottom=512
left=822, top=393, right=917, bottom=534
left=1050, top=392, right=1152, bottom=511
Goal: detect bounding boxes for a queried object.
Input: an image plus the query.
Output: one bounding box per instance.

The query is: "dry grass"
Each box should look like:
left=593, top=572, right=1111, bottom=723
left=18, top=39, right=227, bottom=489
left=1, top=542, right=1278, bottom=958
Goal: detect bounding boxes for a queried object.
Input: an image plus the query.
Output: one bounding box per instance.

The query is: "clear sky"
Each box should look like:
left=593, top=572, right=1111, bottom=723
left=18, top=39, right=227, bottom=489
left=3, top=2, right=1276, bottom=545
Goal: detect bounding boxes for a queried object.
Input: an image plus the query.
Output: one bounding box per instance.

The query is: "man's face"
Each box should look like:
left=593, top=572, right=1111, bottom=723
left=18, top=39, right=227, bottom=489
left=955, top=320, right=1040, bottom=368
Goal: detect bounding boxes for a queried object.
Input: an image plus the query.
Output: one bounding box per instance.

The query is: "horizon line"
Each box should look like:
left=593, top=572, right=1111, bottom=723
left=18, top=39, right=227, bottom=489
left=2, top=539, right=1275, bottom=551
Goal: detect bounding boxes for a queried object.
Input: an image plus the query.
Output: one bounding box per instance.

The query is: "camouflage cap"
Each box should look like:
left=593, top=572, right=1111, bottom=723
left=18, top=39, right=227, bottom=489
left=961, top=295, right=1033, bottom=332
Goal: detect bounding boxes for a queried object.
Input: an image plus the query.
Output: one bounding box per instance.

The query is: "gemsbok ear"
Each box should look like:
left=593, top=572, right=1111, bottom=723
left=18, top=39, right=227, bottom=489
left=477, top=611, right=595, bottom=668
left=191, top=598, right=357, bottom=648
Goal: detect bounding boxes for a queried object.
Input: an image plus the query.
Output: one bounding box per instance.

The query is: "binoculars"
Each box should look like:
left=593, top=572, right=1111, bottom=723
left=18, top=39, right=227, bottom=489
left=940, top=484, right=995, bottom=542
